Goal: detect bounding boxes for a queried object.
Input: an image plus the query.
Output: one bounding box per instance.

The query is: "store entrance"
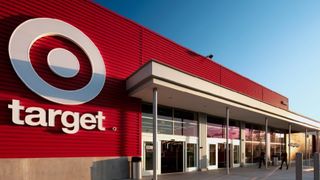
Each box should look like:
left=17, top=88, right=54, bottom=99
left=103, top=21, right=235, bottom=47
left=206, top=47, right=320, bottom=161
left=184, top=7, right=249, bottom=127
left=208, top=139, right=240, bottom=170
left=218, top=143, right=232, bottom=168
left=161, top=141, right=183, bottom=173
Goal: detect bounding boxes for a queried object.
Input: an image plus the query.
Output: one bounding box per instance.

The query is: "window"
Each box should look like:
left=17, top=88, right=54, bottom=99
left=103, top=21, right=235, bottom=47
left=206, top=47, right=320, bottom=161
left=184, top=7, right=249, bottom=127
left=209, top=144, right=216, bottom=165
left=245, top=142, right=253, bottom=163
left=234, top=145, right=240, bottom=164
left=142, top=104, right=153, bottom=133
left=174, top=110, right=197, bottom=136
left=245, top=123, right=286, bottom=165
left=207, top=116, right=224, bottom=138
left=245, top=127, right=252, bottom=141
left=144, top=142, right=153, bottom=170
left=158, top=106, right=173, bottom=134
left=229, top=120, right=240, bottom=139
left=252, top=142, right=265, bottom=163
left=142, top=104, right=198, bottom=137
left=207, top=116, right=240, bottom=139
left=187, top=143, right=197, bottom=167
left=270, top=130, right=285, bottom=160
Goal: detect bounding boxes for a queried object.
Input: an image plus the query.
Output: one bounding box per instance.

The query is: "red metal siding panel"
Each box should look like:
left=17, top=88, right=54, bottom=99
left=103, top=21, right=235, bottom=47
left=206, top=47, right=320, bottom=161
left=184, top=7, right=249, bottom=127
left=263, top=88, right=289, bottom=110
left=0, top=0, right=141, bottom=158
left=141, top=29, right=288, bottom=109
left=142, top=29, right=221, bottom=84
left=221, top=67, right=263, bottom=101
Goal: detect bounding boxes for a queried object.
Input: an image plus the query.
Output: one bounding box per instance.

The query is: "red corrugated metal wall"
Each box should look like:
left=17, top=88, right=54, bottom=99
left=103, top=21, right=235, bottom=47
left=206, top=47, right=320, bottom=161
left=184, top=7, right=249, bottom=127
left=141, top=28, right=288, bottom=109
left=0, top=0, right=142, bottom=158
left=221, top=67, right=263, bottom=100
left=142, top=29, right=221, bottom=84
left=0, top=0, right=288, bottom=158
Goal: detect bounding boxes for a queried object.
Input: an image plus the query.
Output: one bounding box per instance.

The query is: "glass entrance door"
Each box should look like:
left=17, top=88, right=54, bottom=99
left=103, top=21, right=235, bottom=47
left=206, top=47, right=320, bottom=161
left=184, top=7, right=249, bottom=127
left=208, top=144, right=217, bottom=169
left=161, top=141, right=183, bottom=173
left=233, top=144, right=240, bottom=166
left=208, top=138, right=240, bottom=169
left=218, top=143, right=229, bottom=168
left=144, top=142, right=153, bottom=171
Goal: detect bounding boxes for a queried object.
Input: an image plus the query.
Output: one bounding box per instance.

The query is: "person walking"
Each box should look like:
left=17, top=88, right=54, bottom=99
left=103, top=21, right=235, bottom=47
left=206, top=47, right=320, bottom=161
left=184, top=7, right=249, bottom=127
left=259, top=151, right=266, bottom=168
left=279, top=150, right=288, bottom=170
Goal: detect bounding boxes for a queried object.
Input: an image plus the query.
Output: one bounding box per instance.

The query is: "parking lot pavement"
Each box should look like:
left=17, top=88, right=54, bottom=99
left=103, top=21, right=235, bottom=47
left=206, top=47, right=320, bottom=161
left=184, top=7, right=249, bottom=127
left=142, top=165, right=314, bottom=180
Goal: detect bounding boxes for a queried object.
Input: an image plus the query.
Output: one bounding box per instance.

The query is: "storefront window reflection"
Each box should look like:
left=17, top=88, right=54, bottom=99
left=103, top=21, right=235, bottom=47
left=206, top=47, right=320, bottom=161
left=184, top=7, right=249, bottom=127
left=207, top=116, right=240, bottom=139
left=142, top=104, right=198, bottom=137
left=207, top=116, right=224, bottom=138
left=245, top=123, right=285, bottom=165
left=174, top=110, right=197, bottom=136
left=245, top=142, right=253, bottom=163
left=252, top=142, right=265, bottom=163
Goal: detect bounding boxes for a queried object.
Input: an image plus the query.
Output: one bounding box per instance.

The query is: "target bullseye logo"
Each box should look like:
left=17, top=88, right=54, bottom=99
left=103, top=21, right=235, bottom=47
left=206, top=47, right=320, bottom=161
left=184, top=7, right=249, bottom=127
left=8, top=18, right=106, bottom=105
left=47, top=48, right=80, bottom=78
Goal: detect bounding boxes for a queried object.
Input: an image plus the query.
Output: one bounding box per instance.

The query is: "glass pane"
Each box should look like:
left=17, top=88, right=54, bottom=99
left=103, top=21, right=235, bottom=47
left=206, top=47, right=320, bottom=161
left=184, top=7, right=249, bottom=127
left=234, top=145, right=240, bottom=164
left=279, top=133, right=285, bottom=144
left=158, top=120, right=173, bottom=134
left=229, top=126, right=240, bottom=139
left=218, top=143, right=226, bottom=167
left=142, top=117, right=153, bottom=133
left=174, top=121, right=183, bottom=135
left=271, top=144, right=280, bottom=160
left=229, top=120, right=240, bottom=139
left=174, top=109, right=197, bottom=137
left=158, top=106, right=172, bottom=120
left=207, top=123, right=224, bottom=138
left=142, top=104, right=152, bottom=114
left=252, top=129, right=261, bottom=141
left=183, top=119, right=198, bottom=136
left=207, top=116, right=225, bottom=138
left=252, top=142, right=265, bottom=163
left=187, top=144, right=196, bottom=167
left=174, top=109, right=194, bottom=120
left=245, top=142, right=252, bottom=163
left=270, top=132, right=285, bottom=143
left=145, top=142, right=153, bottom=170
left=260, top=130, right=265, bottom=142
left=209, top=144, right=216, bottom=165
left=245, top=124, right=252, bottom=141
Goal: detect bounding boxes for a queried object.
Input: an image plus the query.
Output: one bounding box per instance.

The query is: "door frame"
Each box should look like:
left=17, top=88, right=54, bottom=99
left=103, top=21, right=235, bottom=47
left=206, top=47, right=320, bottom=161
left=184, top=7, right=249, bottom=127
left=207, top=138, right=240, bottom=170
left=142, top=133, right=198, bottom=176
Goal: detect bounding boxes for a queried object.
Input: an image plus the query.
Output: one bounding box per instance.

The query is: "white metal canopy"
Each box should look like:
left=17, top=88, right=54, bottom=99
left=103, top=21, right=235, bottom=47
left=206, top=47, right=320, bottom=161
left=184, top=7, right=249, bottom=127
left=126, top=60, right=320, bottom=132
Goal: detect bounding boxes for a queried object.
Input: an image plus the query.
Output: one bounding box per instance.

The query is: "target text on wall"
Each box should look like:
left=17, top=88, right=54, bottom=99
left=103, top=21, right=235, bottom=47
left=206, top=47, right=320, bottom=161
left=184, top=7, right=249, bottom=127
left=6, top=18, right=108, bottom=134
left=8, top=99, right=106, bottom=134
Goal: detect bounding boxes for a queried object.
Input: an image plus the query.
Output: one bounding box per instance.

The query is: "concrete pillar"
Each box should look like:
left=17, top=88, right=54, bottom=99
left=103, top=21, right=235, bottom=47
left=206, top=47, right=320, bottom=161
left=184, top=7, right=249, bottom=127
left=288, top=124, right=291, bottom=167
left=317, top=131, right=319, bottom=153
left=305, top=129, right=308, bottom=166
left=315, top=152, right=320, bottom=180
left=152, top=88, right=158, bottom=180
left=265, top=118, right=268, bottom=169
left=198, top=113, right=207, bottom=171
left=230, top=142, right=234, bottom=168
left=296, top=153, right=303, bottom=180
left=226, top=107, right=230, bottom=175
left=240, top=122, right=246, bottom=167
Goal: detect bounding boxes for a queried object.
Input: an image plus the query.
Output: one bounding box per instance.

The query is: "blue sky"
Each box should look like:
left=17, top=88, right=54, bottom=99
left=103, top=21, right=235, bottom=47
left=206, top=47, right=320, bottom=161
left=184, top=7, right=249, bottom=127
left=95, top=0, right=320, bottom=120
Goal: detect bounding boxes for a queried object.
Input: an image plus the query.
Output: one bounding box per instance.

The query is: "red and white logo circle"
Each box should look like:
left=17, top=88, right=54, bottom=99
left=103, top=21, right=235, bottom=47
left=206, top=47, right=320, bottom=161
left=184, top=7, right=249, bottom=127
left=8, top=18, right=106, bottom=105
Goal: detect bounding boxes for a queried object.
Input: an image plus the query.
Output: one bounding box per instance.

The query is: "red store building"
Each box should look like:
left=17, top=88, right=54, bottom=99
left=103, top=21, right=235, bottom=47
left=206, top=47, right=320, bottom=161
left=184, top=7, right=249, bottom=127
left=0, top=1, right=319, bottom=180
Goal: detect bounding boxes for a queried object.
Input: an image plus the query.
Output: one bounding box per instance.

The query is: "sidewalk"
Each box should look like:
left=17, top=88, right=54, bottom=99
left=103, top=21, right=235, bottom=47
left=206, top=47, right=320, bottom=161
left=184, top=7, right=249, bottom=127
left=142, top=165, right=314, bottom=180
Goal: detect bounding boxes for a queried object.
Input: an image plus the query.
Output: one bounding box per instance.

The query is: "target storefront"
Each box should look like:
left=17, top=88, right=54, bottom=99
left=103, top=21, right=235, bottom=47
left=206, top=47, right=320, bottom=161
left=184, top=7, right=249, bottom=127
left=1, top=1, right=320, bottom=180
